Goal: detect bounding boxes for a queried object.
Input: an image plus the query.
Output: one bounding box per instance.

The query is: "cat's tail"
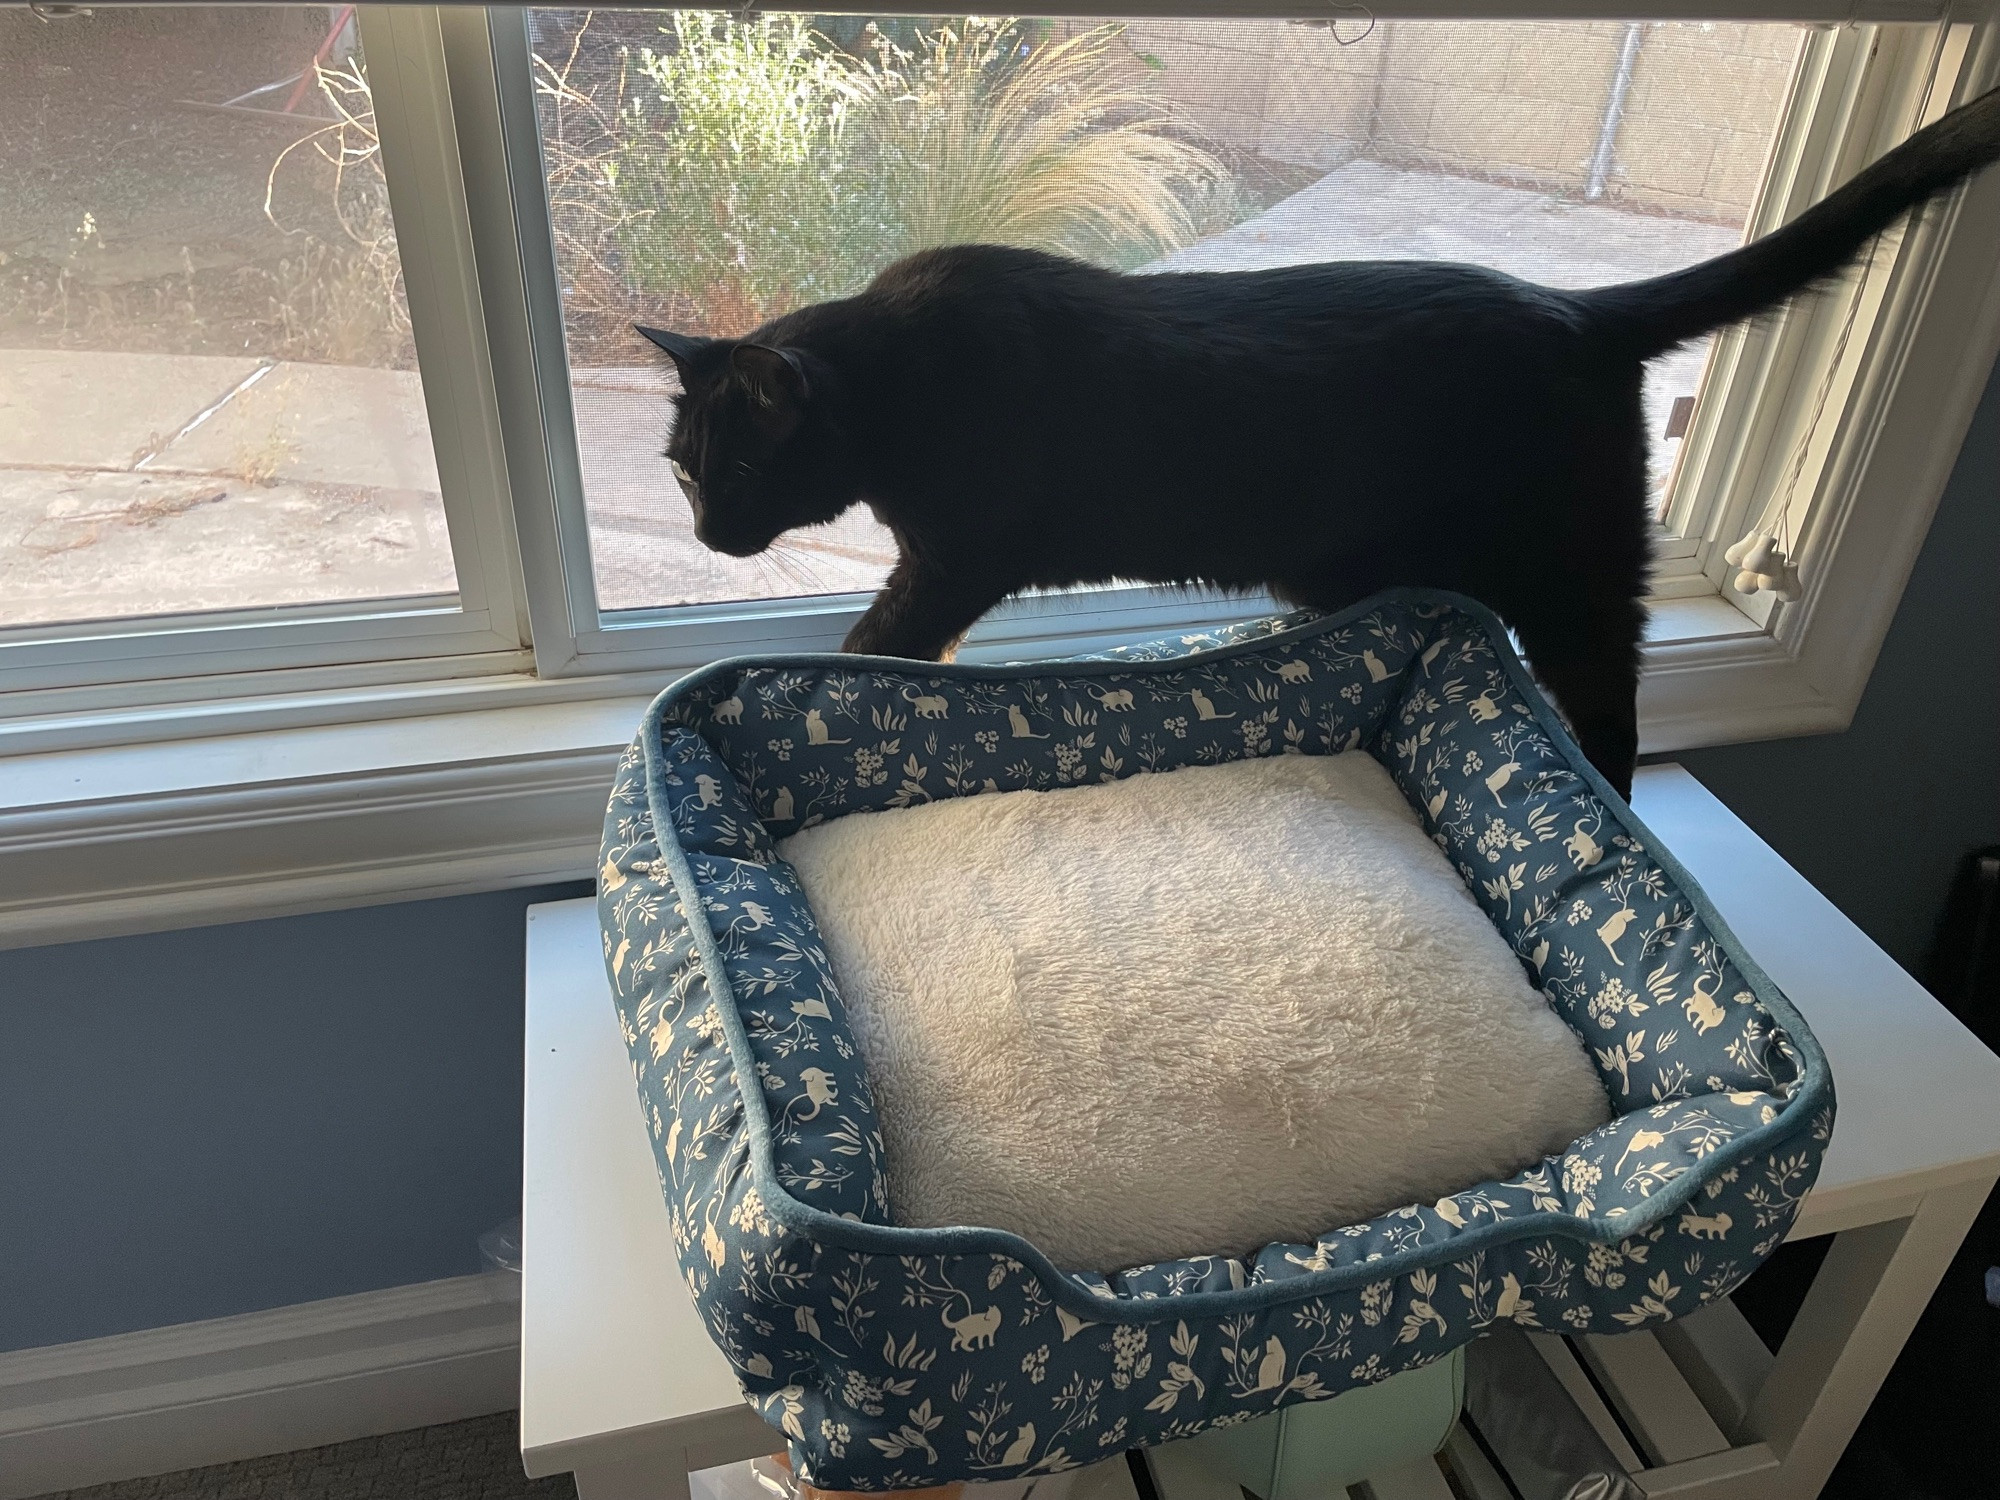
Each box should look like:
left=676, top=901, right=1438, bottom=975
left=1583, top=84, right=2000, bottom=358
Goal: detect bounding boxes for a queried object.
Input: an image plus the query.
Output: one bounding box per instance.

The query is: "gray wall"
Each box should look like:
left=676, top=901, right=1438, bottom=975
left=1679, top=352, right=2000, bottom=976
left=0, top=883, right=588, bottom=1354
left=0, top=361, right=1991, bottom=1357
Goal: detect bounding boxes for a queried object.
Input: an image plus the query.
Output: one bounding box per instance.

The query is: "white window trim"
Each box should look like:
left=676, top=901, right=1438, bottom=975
left=1645, top=18, right=2000, bottom=748
left=2, top=4, right=1997, bottom=948
left=0, top=6, right=532, bottom=699
left=465, top=7, right=1301, bottom=679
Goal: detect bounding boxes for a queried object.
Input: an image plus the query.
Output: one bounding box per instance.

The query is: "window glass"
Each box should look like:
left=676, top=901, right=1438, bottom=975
left=525, top=11, right=1804, bottom=612
left=0, top=5, right=455, bottom=630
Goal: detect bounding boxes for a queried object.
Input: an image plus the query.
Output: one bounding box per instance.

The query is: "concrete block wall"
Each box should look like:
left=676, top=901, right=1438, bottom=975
left=1366, top=22, right=1629, bottom=194
left=1114, top=19, right=1379, bottom=171
left=1615, top=23, right=1801, bottom=220
left=1115, top=19, right=1803, bottom=225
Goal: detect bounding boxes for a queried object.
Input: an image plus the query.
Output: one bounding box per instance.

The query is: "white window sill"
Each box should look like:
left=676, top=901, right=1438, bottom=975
left=0, top=585, right=1862, bottom=952
left=0, top=679, right=651, bottom=950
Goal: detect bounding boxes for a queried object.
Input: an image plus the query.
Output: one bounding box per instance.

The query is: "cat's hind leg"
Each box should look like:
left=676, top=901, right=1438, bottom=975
left=1501, top=381, right=1651, bottom=799
left=1507, top=591, right=1644, bottom=800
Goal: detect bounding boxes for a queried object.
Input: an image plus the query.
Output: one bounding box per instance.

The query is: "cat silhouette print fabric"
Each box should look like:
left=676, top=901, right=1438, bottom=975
left=598, top=588, right=1833, bottom=1490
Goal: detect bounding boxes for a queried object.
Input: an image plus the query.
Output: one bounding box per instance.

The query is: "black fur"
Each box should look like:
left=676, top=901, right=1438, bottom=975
left=641, top=86, right=2000, bottom=796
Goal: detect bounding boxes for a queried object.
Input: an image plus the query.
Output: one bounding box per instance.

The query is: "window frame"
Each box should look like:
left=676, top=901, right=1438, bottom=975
left=469, top=5, right=2000, bottom=698
left=0, top=3, right=1987, bottom=724
left=1651, top=18, right=1974, bottom=597
left=1639, top=14, right=2000, bottom=748
left=460, top=5, right=1287, bottom=676
left=0, top=6, right=531, bottom=704
left=3, top=2, right=2000, bottom=947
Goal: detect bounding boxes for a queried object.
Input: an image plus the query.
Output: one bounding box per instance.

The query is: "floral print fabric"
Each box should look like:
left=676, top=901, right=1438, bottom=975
left=598, top=589, right=1832, bottom=1490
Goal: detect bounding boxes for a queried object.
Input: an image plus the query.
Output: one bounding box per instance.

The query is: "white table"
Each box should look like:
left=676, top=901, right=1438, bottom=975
left=522, top=764, right=2000, bottom=1500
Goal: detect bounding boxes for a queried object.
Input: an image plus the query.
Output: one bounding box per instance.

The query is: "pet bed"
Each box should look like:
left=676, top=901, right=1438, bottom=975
left=598, top=588, right=1833, bottom=1492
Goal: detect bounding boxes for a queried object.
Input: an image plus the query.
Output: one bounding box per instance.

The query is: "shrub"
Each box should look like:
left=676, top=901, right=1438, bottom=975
left=532, top=12, right=657, bottom=344
left=607, top=14, right=1225, bottom=333
left=616, top=12, right=880, bottom=331
left=849, top=19, right=1224, bottom=270
left=262, top=57, right=413, bottom=366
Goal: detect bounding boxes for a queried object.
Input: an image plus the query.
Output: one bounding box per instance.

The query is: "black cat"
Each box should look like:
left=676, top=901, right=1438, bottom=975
left=640, top=87, right=2000, bottom=795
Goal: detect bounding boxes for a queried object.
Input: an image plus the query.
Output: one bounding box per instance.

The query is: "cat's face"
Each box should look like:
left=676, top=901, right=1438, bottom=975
left=637, top=326, right=851, bottom=558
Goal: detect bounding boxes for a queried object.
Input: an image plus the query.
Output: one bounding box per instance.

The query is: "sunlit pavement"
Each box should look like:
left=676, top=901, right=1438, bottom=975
left=1, top=160, right=1739, bottom=630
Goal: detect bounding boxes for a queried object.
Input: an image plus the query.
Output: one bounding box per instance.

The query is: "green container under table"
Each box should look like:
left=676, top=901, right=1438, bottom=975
left=1154, top=1348, right=1464, bottom=1499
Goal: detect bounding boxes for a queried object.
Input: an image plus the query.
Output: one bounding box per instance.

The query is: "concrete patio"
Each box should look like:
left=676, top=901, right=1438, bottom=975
left=1, top=160, right=1741, bottom=627
left=0, top=351, right=456, bottom=627
left=1150, top=158, right=1739, bottom=445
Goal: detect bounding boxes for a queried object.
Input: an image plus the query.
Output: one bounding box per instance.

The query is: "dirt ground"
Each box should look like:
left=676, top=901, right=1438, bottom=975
left=0, top=6, right=408, bottom=368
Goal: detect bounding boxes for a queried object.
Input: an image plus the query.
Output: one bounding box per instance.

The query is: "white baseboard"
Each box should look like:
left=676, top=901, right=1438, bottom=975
left=0, top=1273, right=522, bottom=1500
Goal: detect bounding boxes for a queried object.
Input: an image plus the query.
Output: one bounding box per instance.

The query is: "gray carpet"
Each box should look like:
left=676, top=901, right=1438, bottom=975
left=30, top=1413, right=577, bottom=1500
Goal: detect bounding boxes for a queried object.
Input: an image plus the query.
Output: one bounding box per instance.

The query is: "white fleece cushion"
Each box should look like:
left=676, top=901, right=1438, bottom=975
left=778, top=752, right=1610, bottom=1273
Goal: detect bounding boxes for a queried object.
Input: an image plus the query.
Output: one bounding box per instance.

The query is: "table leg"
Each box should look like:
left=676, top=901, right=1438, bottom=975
left=1739, top=1173, right=1993, bottom=1499
left=572, top=1454, right=693, bottom=1500
left=555, top=1179, right=1991, bottom=1500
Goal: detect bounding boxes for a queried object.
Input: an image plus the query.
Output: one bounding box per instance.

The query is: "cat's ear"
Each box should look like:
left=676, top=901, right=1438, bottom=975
left=634, top=325, right=715, bottom=377
left=731, top=344, right=810, bottom=437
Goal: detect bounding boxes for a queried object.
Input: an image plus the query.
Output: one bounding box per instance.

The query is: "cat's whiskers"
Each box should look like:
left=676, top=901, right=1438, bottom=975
left=752, top=537, right=826, bottom=594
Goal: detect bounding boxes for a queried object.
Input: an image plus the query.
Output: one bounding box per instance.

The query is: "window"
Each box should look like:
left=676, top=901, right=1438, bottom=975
left=468, top=7, right=1996, bottom=701
left=4, top=4, right=1999, bottom=941
left=4, top=4, right=1988, bottom=697
left=0, top=6, right=452, bottom=626
left=0, top=4, right=524, bottom=706
left=508, top=11, right=1802, bottom=626
left=1656, top=20, right=1982, bottom=609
